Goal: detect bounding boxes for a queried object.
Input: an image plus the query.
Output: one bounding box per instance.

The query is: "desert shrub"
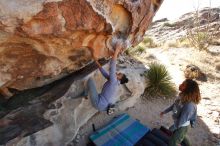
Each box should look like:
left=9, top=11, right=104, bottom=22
left=136, top=46, right=145, bottom=53
left=186, top=5, right=217, bottom=51
left=125, top=47, right=133, bottom=55
left=144, top=63, right=176, bottom=98
left=165, top=38, right=192, bottom=48
left=142, top=37, right=158, bottom=48
left=125, top=37, right=158, bottom=56
left=143, top=37, right=153, bottom=44
left=125, top=37, right=157, bottom=55
left=125, top=45, right=145, bottom=55
left=187, top=31, right=211, bottom=50
left=178, top=37, right=191, bottom=48
left=166, top=40, right=180, bottom=48
left=163, top=22, right=176, bottom=27
left=164, top=39, right=183, bottom=48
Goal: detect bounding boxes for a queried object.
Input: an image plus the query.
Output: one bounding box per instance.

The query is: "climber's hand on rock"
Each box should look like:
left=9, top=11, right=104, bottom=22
left=95, top=60, right=102, bottom=68
left=115, top=42, right=123, bottom=55
left=93, top=56, right=102, bottom=68
left=92, top=52, right=97, bottom=60
left=112, top=42, right=124, bottom=60
left=115, top=43, right=123, bottom=54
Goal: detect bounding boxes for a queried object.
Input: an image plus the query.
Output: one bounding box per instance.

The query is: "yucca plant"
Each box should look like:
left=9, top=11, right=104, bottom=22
left=144, top=63, right=176, bottom=98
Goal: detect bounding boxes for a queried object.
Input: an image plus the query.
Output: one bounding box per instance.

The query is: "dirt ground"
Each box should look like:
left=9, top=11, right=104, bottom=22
left=75, top=47, right=220, bottom=146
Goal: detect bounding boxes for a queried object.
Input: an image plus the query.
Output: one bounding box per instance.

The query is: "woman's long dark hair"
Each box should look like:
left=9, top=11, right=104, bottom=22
left=180, top=79, right=201, bottom=104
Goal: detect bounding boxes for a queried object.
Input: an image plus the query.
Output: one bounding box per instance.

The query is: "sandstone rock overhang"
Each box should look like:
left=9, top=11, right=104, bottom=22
left=0, top=0, right=163, bottom=97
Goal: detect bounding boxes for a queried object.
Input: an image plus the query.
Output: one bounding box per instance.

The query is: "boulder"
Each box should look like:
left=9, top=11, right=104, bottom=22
left=0, top=0, right=163, bottom=144
left=184, top=64, right=207, bottom=81
left=1, top=56, right=148, bottom=145
left=0, top=0, right=163, bottom=97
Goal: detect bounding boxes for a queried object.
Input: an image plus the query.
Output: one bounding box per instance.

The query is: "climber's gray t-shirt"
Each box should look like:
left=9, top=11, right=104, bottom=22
left=97, top=60, right=120, bottom=111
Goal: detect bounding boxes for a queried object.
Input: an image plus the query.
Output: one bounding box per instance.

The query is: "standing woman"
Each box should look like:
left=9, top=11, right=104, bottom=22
left=160, top=79, right=201, bottom=146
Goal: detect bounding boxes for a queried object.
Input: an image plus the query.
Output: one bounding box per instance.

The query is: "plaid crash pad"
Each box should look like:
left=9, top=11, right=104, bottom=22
left=90, top=114, right=150, bottom=146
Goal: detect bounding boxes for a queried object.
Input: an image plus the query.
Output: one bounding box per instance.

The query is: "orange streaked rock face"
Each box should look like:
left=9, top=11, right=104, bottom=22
left=0, top=0, right=163, bottom=97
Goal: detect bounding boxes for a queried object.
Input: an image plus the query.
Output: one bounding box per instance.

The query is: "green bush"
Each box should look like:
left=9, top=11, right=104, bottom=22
left=165, top=38, right=191, bottom=48
left=136, top=46, right=145, bottom=53
left=125, top=37, right=158, bottom=56
left=142, top=37, right=158, bottom=48
left=163, top=22, right=176, bottom=27
left=125, top=45, right=145, bottom=55
left=186, top=8, right=214, bottom=51
left=166, top=40, right=180, bottom=48
left=187, top=31, right=211, bottom=50
left=143, top=37, right=153, bottom=44
left=125, top=47, right=133, bottom=55
left=144, top=63, right=176, bottom=98
left=178, top=37, right=191, bottom=48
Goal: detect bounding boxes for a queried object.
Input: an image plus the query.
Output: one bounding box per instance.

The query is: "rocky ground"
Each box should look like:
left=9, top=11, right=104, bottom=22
left=75, top=47, right=220, bottom=146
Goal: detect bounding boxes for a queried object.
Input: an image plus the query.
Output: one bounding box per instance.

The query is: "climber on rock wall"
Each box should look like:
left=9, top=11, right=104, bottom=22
left=79, top=42, right=129, bottom=114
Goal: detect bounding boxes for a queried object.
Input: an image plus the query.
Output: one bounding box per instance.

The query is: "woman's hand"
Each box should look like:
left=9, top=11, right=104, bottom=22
left=91, top=52, right=102, bottom=68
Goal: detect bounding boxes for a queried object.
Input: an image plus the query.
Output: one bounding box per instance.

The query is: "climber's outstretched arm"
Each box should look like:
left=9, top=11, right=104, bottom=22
left=95, top=60, right=109, bottom=79
left=112, top=43, right=122, bottom=60
left=109, top=43, right=122, bottom=82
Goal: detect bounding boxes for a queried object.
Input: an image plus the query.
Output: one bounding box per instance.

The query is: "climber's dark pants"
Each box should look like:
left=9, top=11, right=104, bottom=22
left=169, top=126, right=190, bottom=146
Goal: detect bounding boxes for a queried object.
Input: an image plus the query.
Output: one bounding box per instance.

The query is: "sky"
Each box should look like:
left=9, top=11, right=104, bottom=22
left=154, top=0, right=220, bottom=21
